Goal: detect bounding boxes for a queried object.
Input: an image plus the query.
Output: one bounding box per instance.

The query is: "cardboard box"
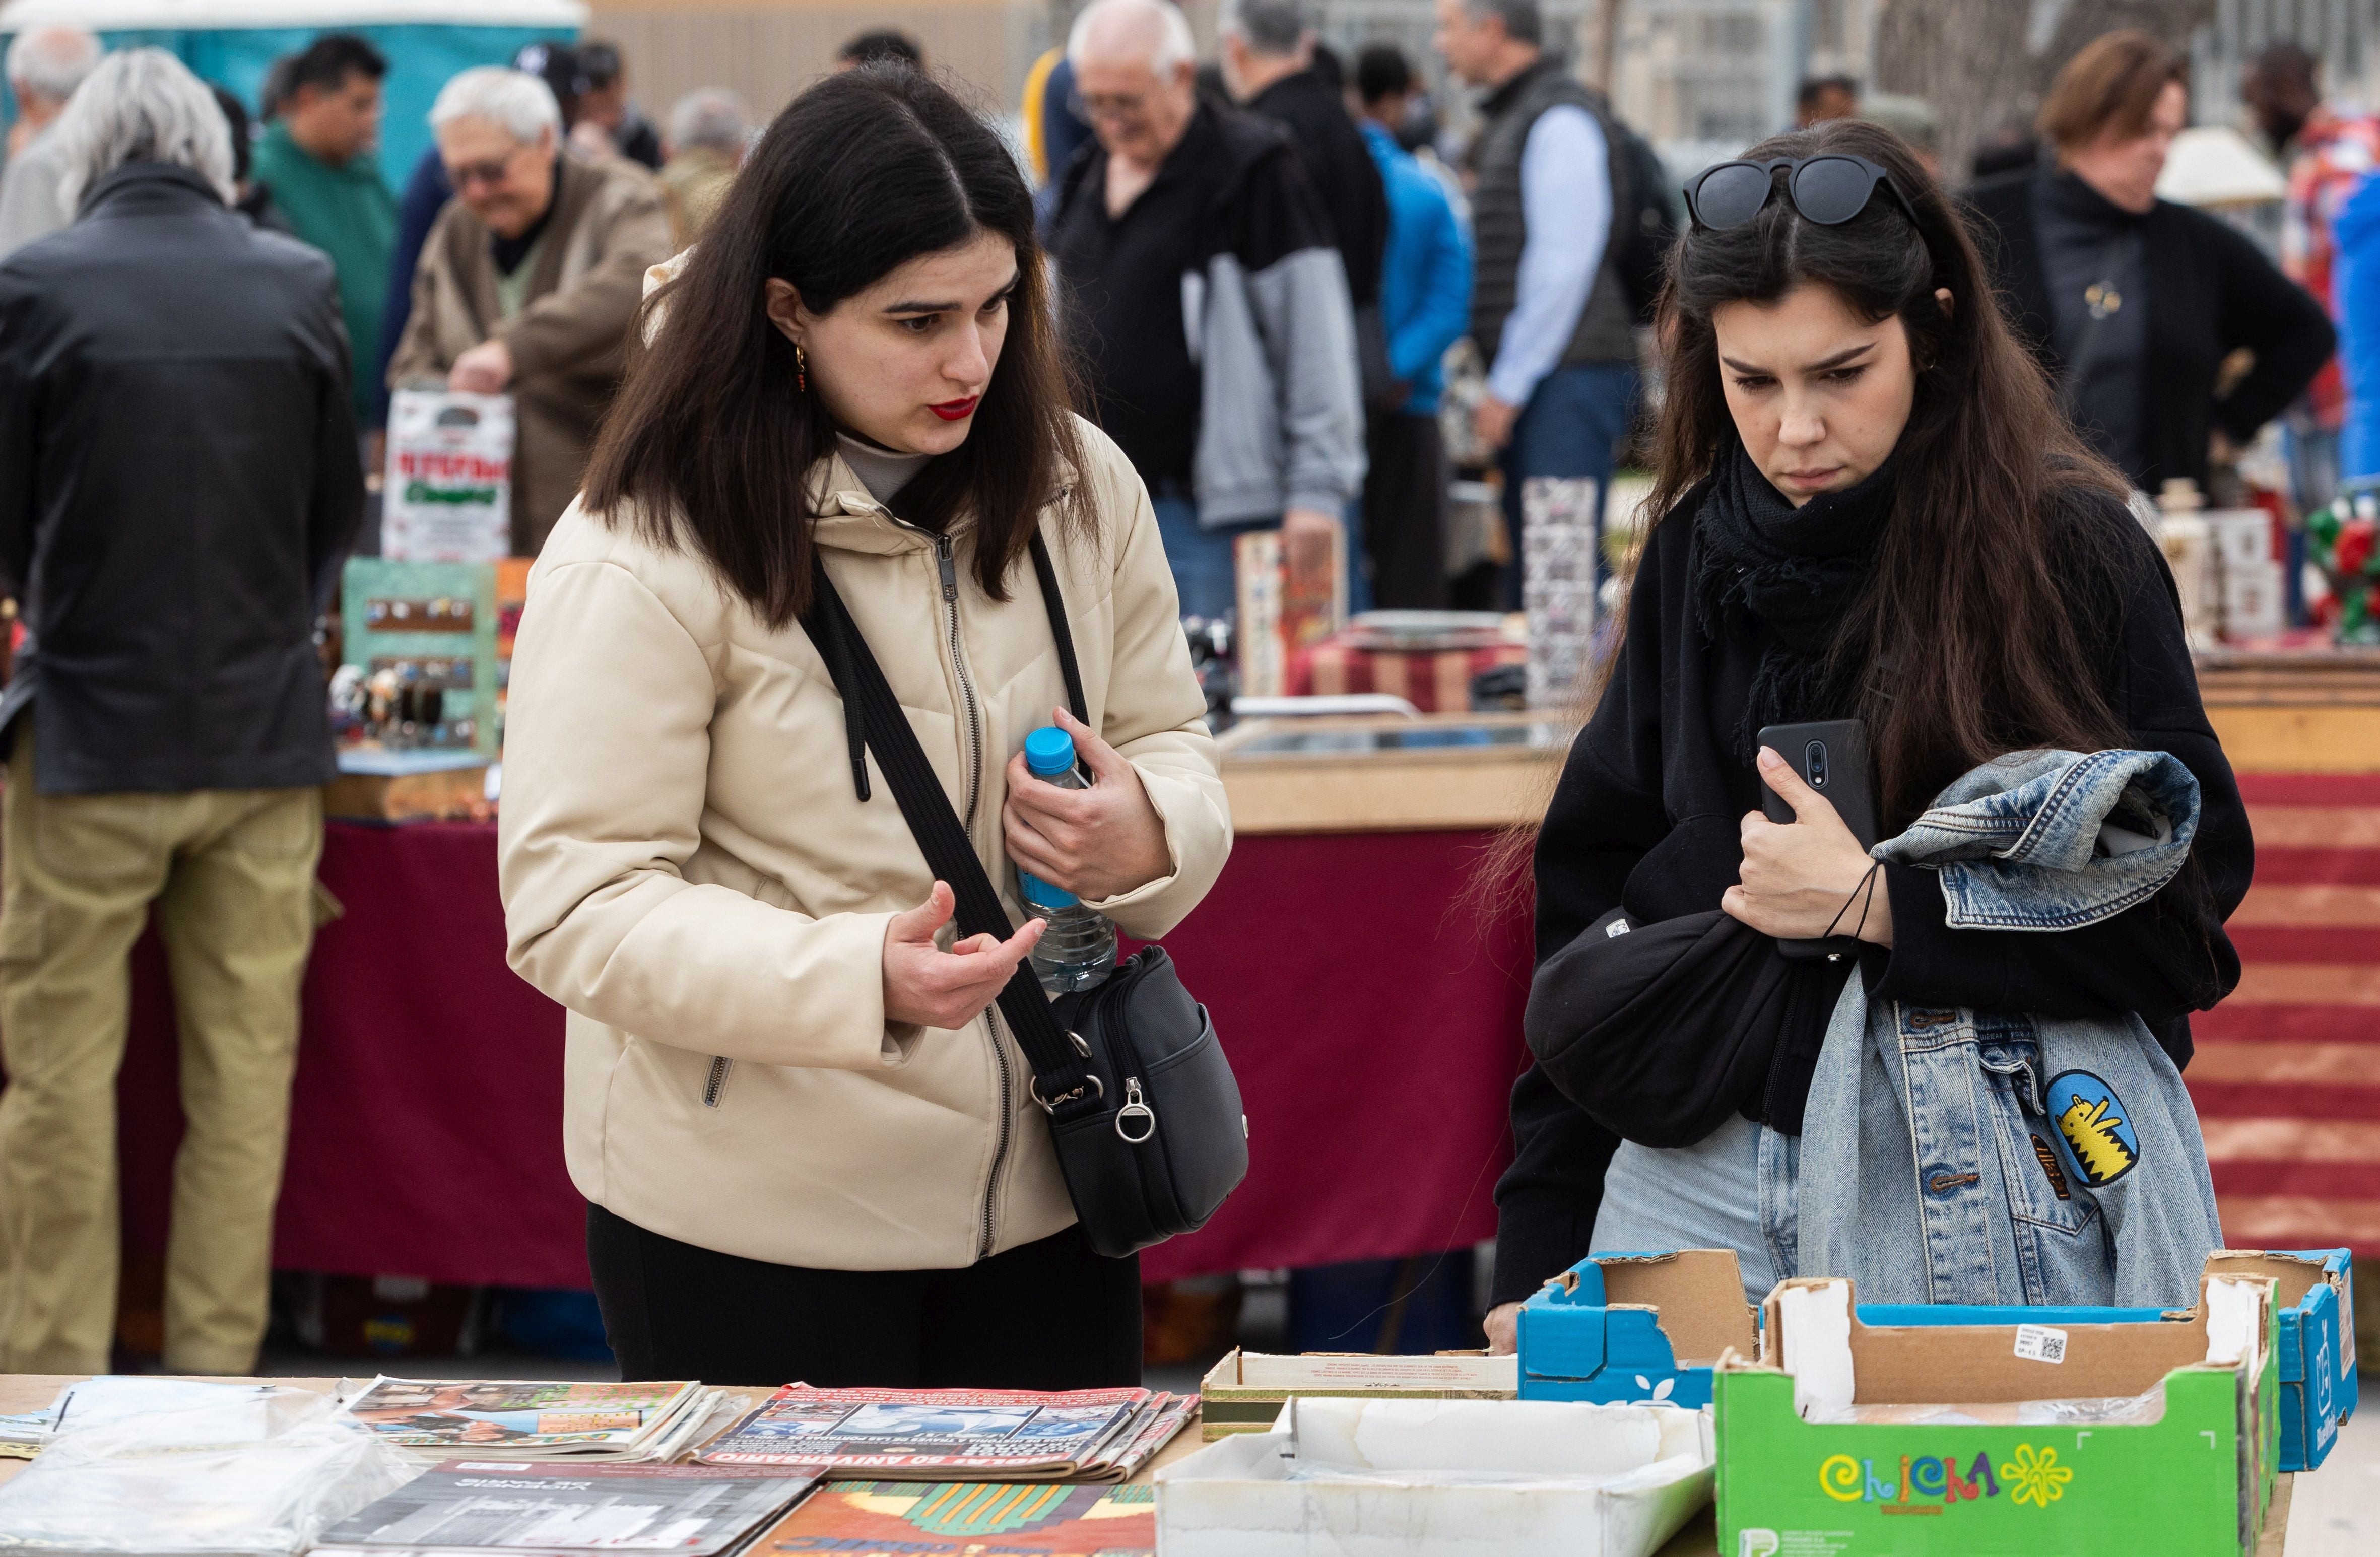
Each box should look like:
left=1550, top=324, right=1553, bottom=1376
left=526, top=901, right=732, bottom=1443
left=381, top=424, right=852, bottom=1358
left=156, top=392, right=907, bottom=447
left=2211, top=1249, right=2357, bottom=1472
left=2206, top=509, right=2275, bottom=569
left=1159, top=1395, right=1712, bottom=1557
left=1519, top=1250, right=1758, bottom=1410
left=1716, top=1273, right=2279, bottom=1557
left=2222, top=559, right=2287, bottom=640
left=1197, top=1349, right=1516, bottom=1441
left=1854, top=1248, right=2356, bottom=1473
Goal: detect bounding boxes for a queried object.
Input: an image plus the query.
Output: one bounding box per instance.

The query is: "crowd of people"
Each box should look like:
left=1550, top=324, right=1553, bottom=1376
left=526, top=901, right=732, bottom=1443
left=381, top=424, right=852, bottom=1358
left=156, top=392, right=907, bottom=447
left=0, top=3, right=2360, bottom=1385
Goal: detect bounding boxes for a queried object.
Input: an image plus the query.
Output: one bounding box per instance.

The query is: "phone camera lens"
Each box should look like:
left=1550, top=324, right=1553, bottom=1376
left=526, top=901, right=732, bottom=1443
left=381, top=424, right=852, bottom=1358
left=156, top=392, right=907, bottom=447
left=1805, top=740, right=1828, bottom=788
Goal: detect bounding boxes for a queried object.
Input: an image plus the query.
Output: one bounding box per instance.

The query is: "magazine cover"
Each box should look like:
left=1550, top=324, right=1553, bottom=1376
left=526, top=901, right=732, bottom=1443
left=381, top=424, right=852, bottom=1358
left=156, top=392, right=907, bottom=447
left=757, top=1480, right=1153, bottom=1557
left=342, top=1380, right=699, bottom=1452
left=697, top=1387, right=1147, bottom=1475
left=315, top=1460, right=818, bottom=1554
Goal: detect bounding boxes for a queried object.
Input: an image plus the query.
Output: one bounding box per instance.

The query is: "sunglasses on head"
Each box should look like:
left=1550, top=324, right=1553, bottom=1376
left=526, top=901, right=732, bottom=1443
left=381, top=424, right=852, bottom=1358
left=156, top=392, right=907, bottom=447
left=1684, top=154, right=1917, bottom=233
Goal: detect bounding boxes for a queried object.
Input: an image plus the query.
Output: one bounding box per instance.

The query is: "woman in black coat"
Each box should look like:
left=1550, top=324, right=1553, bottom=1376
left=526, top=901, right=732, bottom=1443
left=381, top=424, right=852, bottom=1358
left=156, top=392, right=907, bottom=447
left=1965, top=30, right=2332, bottom=495
left=1483, top=116, right=2251, bottom=1343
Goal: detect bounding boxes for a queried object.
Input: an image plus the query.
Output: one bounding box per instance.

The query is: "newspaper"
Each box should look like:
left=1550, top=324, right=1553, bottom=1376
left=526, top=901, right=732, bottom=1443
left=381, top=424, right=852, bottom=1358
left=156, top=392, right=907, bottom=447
left=314, top=1460, right=819, bottom=1555
left=696, top=1386, right=1161, bottom=1481
left=340, top=1379, right=712, bottom=1462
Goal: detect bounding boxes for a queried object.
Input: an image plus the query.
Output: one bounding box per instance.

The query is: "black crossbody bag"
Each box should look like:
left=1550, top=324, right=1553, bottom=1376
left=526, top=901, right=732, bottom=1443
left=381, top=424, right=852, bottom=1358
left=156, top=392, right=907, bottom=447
left=798, top=535, right=1248, bottom=1259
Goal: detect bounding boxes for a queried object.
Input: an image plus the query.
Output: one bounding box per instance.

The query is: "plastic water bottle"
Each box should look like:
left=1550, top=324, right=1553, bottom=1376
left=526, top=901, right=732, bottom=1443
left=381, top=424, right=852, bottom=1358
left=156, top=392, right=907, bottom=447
left=1017, top=726, right=1118, bottom=994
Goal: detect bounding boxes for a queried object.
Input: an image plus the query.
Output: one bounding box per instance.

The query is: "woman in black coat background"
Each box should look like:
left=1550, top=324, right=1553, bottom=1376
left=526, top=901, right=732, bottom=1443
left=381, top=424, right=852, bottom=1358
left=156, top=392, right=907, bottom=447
left=1965, top=29, right=2332, bottom=496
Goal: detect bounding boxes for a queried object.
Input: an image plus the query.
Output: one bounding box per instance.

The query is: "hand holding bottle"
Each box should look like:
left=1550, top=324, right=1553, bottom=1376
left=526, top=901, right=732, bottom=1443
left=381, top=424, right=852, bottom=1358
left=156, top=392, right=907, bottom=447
left=1001, top=707, right=1171, bottom=903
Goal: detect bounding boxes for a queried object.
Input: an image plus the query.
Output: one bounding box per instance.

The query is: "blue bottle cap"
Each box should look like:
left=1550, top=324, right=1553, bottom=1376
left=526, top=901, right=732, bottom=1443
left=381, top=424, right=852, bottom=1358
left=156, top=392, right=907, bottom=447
left=1019, top=869, right=1078, bottom=909
left=1023, top=726, right=1076, bottom=777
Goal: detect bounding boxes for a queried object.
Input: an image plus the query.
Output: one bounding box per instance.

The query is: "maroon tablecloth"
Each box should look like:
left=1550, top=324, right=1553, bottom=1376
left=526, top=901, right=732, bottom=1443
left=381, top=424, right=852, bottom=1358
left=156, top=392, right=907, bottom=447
left=117, top=823, right=1532, bottom=1289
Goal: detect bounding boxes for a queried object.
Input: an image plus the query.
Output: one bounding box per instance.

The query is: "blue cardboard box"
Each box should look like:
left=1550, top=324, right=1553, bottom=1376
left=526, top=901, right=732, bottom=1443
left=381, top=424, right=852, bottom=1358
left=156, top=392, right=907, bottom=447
left=1517, top=1249, right=1757, bottom=1408
left=1856, top=1247, right=2356, bottom=1472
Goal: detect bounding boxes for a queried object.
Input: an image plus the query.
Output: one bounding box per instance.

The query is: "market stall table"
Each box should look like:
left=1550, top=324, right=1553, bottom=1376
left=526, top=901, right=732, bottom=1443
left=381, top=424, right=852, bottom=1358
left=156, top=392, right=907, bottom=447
left=104, top=715, right=1565, bottom=1292
left=90, top=665, right=2380, bottom=1292
left=0, top=1371, right=2315, bottom=1555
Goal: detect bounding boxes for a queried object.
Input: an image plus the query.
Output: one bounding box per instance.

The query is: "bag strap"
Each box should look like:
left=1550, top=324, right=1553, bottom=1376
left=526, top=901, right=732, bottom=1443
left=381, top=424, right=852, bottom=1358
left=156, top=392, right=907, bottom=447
left=798, top=534, right=1101, bottom=1114
left=1027, top=531, right=1088, bottom=727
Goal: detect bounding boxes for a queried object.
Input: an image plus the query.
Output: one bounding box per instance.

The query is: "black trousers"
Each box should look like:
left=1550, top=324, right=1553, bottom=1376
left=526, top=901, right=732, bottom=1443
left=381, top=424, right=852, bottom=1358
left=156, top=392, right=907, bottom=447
left=586, top=1204, right=1143, bottom=1388
left=1362, top=410, right=1450, bottom=610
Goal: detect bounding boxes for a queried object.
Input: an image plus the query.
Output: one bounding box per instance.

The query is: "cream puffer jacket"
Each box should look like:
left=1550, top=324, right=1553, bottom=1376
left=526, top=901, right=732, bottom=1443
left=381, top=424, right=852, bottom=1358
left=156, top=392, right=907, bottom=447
left=497, top=419, right=1231, bottom=1271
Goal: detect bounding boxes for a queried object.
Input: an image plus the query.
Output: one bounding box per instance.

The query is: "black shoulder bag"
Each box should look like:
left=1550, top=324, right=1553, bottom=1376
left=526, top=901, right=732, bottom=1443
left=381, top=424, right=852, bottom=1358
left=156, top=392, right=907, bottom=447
left=798, top=535, right=1248, bottom=1259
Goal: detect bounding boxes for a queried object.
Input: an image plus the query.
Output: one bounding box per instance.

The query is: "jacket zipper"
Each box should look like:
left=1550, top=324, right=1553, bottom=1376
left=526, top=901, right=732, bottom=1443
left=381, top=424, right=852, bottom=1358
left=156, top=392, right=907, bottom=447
left=979, top=1009, right=1014, bottom=1259
left=926, top=529, right=1007, bottom=1257
left=701, top=1055, right=732, bottom=1108
left=935, top=533, right=985, bottom=830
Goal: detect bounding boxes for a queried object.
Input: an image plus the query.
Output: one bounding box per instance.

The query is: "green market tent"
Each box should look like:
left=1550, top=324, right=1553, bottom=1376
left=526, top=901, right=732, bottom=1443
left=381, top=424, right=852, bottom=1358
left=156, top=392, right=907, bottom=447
left=0, top=0, right=586, bottom=189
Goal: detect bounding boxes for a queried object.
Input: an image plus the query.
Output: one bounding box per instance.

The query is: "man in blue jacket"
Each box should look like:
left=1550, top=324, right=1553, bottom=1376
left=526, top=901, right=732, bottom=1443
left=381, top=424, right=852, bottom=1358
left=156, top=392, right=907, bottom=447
left=1355, top=46, right=1472, bottom=607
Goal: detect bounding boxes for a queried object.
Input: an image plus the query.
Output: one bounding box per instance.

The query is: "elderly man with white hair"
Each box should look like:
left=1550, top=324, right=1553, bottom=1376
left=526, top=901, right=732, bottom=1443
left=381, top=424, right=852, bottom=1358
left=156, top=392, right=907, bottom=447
left=1045, top=0, right=1363, bottom=621
left=389, top=65, right=672, bottom=553
left=0, top=25, right=102, bottom=254
left=0, top=47, right=363, bottom=1375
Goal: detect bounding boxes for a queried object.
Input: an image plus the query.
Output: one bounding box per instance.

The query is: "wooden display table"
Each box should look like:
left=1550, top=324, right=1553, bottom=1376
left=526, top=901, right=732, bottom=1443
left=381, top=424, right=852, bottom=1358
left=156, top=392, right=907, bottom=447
left=1217, top=711, right=1570, bottom=834
left=2199, top=648, right=2380, bottom=770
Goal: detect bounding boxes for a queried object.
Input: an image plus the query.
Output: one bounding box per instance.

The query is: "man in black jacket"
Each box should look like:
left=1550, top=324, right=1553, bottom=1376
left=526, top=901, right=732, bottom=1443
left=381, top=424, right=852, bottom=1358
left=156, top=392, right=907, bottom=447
left=0, top=48, right=364, bottom=1375
left=1221, top=0, right=1388, bottom=317
left=1965, top=30, right=2333, bottom=494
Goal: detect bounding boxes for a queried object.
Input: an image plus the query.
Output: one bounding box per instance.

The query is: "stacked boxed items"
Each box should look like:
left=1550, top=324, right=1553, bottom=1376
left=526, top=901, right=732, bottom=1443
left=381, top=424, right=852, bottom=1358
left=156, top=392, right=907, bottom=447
left=1519, top=476, right=1599, bottom=709
left=697, top=1386, right=1193, bottom=1482
left=1517, top=1249, right=1757, bottom=1410
left=1715, top=1272, right=2281, bottom=1556
left=1157, top=1395, right=1712, bottom=1557
left=2207, top=509, right=2287, bottom=640
left=315, top=1461, right=819, bottom=1555
left=338, top=1378, right=723, bottom=1463
left=1199, top=1350, right=1517, bottom=1440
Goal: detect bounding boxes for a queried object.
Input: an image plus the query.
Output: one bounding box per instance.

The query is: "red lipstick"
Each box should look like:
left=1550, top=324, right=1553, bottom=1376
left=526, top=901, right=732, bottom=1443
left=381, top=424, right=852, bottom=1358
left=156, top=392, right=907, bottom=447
left=930, top=396, right=980, bottom=421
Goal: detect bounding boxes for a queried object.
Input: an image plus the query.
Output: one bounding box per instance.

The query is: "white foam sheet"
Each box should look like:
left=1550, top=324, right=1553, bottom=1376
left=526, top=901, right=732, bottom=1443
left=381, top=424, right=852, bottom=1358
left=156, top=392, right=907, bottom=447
left=1778, top=1281, right=1856, bottom=1421
left=1156, top=1397, right=1712, bottom=1557
left=2203, top=1275, right=2263, bottom=1367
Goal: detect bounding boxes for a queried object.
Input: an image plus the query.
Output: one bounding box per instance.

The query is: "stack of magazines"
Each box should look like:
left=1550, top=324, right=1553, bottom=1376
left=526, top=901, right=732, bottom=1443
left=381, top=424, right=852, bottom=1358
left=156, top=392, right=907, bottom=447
left=695, top=1386, right=1194, bottom=1482
left=313, top=1461, right=820, bottom=1556
left=338, top=1378, right=725, bottom=1463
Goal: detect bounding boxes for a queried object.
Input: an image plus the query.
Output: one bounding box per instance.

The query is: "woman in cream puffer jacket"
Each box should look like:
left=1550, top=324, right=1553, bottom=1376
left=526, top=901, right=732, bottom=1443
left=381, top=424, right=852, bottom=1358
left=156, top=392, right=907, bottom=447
left=497, top=67, right=1229, bottom=1388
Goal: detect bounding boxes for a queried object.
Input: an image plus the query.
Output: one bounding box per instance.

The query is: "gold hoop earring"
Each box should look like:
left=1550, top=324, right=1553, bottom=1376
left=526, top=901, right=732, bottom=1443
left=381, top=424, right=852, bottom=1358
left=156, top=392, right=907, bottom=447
left=795, top=343, right=807, bottom=394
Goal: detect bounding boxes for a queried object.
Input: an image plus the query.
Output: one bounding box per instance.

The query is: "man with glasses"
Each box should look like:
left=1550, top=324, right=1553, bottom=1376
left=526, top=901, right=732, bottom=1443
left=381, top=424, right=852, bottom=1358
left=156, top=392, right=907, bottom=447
left=1434, top=0, right=1639, bottom=606
left=389, top=66, right=671, bottom=555
left=1046, top=0, right=1364, bottom=622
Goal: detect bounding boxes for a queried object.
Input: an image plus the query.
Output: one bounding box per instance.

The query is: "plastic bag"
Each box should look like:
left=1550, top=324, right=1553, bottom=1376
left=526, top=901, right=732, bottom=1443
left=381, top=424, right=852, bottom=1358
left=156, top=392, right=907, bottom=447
left=0, top=1382, right=417, bottom=1553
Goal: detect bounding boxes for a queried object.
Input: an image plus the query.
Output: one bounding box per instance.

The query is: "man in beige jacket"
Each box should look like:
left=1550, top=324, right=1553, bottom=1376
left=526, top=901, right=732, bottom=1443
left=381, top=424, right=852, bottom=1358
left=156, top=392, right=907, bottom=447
left=389, top=66, right=673, bottom=554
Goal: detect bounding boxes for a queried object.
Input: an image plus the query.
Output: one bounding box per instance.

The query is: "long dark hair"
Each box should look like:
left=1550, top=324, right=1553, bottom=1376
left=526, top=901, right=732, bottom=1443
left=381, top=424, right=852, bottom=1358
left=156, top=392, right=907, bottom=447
left=581, top=64, right=1088, bottom=628
left=1649, top=118, right=2129, bottom=828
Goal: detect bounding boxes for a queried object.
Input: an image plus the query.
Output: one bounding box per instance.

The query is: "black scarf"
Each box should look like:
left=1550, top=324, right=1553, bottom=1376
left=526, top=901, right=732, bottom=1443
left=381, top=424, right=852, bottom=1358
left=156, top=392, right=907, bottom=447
left=1691, top=441, right=1895, bottom=757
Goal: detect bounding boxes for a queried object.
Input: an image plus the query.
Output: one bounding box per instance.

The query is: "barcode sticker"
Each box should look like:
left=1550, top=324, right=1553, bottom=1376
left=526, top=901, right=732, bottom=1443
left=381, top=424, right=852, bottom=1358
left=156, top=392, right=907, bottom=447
left=2014, top=1324, right=2068, bottom=1364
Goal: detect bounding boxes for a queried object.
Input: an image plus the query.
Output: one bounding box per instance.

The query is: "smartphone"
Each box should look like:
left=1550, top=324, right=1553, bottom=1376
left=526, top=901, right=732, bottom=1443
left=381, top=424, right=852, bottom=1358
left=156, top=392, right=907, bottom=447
left=1756, top=719, right=1878, bottom=959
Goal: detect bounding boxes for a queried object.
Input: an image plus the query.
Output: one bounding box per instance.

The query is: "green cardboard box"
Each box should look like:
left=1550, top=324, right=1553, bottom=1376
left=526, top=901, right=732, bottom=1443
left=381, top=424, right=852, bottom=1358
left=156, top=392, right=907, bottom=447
left=1716, top=1272, right=2279, bottom=1557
